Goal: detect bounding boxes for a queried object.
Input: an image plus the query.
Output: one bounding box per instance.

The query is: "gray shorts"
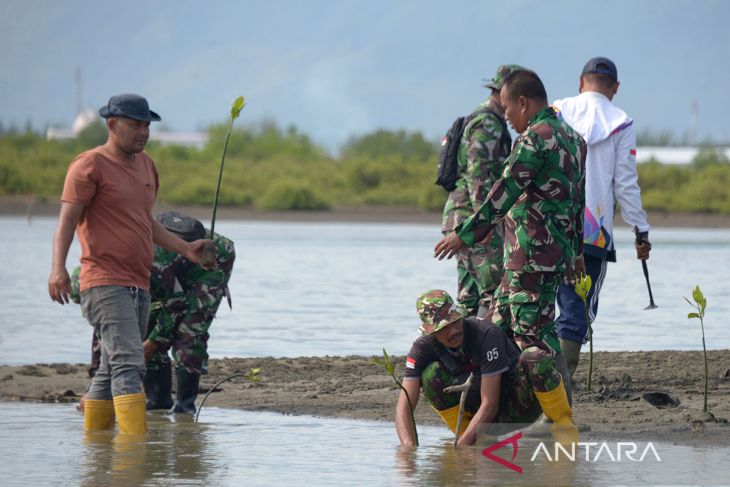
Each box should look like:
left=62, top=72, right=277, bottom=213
left=81, top=285, right=150, bottom=399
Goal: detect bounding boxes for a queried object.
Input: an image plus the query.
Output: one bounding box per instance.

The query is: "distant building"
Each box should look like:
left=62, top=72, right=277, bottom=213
left=46, top=109, right=208, bottom=148
left=635, top=146, right=730, bottom=165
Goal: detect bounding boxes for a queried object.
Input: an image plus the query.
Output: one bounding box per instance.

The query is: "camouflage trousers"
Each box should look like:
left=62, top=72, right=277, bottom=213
left=455, top=240, right=503, bottom=316
left=89, top=310, right=211, bottom=377
left=145, top=308, right=211, bottom=375
left=421, top=345, right=562, bottom=423
left=485, top=269, right=563, bottom=352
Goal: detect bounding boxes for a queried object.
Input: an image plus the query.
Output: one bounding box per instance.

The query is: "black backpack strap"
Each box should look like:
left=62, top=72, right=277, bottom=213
left=435, top=347, right=463, bottom=376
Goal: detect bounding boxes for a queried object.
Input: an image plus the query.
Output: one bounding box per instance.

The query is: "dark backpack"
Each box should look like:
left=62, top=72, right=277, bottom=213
left=434, top=107, right=509, bottom=192
left=435, top=115, right=473, bottom=191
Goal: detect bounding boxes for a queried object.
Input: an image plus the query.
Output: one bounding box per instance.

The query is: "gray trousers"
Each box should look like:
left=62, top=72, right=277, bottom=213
left=81, top=285, right=150, bottom=399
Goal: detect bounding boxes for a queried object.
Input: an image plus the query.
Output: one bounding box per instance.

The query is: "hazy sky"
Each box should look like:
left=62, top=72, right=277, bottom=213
left=1, top=0, right=727, bottom=151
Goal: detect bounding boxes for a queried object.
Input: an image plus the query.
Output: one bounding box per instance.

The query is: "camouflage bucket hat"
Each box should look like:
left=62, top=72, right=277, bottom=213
left=483, top=64, right=525, bottom=90
left=416, top=290, right=466, bottom=335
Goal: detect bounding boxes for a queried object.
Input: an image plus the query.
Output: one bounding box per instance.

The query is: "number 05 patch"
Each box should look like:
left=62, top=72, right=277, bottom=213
left=486, top=347, right=499, bottom=361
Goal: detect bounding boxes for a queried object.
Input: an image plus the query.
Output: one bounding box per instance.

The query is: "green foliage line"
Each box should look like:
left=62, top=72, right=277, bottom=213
left=1, top=122, right=729, bottom=213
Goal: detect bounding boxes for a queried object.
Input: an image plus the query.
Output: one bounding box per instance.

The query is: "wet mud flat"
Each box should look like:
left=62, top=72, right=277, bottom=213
left=2, top=350, right=729, bottom=442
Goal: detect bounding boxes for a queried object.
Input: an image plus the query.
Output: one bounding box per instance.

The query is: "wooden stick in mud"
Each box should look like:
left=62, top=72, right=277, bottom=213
left=444, top=372, right=474, bottom=447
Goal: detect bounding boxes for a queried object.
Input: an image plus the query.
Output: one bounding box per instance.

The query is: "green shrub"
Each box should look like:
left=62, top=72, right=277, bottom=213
left=256, top=180, right=330, bottom=210
left=419, top=185, right=448, bottom=211
left=2, top=121, right=729, bottom=215
left=76, top=121, right=108, bottom=148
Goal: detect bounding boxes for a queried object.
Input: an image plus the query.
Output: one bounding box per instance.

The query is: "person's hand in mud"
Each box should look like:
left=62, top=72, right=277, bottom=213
left=48, top=267, right=72, bottom=304
left=434, top=232, right=465, bottom=260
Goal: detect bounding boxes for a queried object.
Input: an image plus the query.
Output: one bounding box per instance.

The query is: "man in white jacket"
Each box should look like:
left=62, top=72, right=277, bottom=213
left=552, top=57, right=652, bottom=385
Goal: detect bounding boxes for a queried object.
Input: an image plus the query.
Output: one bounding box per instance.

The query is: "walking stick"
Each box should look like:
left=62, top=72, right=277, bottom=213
left=444, top=372, right=474, bottom=447
left=634, top=226, right=657, bottom=309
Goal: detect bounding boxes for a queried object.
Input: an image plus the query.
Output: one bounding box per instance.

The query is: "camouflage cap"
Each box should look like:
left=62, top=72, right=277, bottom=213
left=416, top=290, right=466, bottom=335
left=483, top=64, right=525, bottom=90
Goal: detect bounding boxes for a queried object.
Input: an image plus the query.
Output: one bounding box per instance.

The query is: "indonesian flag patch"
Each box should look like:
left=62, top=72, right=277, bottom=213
left=406, top=356, right=416, bottom=369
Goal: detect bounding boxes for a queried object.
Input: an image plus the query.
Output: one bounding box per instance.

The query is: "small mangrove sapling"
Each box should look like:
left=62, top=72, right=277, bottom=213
left=194, top=367, right=261, bottom=422
left=685, top=285, right=709, bottom=413
left=373, top=348, right=418, bottom=446
left=210, top=96, right=246, bottom=237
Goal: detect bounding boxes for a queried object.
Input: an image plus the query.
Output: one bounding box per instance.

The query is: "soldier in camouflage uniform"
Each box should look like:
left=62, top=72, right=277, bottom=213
left=435, top=70, right=586, bottom=357
left=74, top=211, right=235, bottom=414
left=441, top=65, right=522, bottom=317
left=395, top=290, right=578, bottom=447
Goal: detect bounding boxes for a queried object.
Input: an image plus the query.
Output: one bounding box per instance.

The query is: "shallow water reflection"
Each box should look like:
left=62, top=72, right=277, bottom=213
left=1, top=403, right=728, bottom=486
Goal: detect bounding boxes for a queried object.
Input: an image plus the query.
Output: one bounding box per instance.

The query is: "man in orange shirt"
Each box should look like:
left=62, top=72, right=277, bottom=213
left=48, top=93, right=213, bottom=435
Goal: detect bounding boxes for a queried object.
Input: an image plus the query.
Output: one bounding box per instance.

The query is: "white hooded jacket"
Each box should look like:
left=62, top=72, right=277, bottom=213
left=553, top=91, right=650, bottom=262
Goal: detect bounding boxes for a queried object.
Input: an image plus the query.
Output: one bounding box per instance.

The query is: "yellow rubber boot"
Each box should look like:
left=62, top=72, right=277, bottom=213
left=84, top=399, right=115, bottom=431
left=113, top=393, right=147, bottom=435
left=533, top=378, right=579, bottom=445
left=434, top=405, right=473, bottom=435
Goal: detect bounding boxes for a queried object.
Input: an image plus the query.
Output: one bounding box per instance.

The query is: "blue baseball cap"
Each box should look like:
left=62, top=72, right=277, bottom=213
left=99, top=93, right=161, bottom=121
left=581, top=57, right=618, bottom=81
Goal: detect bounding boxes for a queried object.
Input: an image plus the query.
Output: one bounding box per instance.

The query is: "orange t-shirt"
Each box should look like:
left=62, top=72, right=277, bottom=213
left=61, top=146, right=159, bottom=291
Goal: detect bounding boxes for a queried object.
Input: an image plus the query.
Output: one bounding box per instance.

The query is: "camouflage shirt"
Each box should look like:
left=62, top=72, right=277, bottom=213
left=441, top=98, right=512, bottom=232
left=145, top=232, right=235, bottom=345
left=458, top=106, right=587, bottom=273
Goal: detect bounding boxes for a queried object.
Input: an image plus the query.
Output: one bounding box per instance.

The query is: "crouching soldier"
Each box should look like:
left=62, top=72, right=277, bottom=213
left=73, top=211, right=235, bottom=415
left=395, top=290, right=578, bottom=447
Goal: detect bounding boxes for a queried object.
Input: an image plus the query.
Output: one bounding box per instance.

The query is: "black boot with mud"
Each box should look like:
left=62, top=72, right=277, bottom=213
left=170, top=368, right=200, bottom=415
left=144, top=363, right=174, bottom=410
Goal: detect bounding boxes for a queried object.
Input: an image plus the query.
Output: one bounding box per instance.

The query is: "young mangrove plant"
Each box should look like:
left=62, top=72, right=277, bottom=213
left=373, top=348, right=418, bottom=446
left=210, top=95, right=246, bottom=237
left=194, top=367, right=261, bottom=422
left=685, top=285, right=709, bottom=412
left=575, top=274, right=593, bottom=390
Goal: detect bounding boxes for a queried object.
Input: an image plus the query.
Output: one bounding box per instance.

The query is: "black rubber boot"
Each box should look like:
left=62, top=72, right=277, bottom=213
left=553, top=351, right=573, bottom=406
left=170, top=367, right=200, bottom=415
left=144, top=363, right=174, bottom=410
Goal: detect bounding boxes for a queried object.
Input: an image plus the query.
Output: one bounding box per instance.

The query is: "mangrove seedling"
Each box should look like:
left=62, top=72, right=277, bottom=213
left=194, top=367, right=261, bottom=422
left=685, top=285, right=709, bottom=412
left=373, top=348, right=418, bottom=446
left=575, top=274, right=593, bottom=390
left=210, top=95, right=246, bottom=237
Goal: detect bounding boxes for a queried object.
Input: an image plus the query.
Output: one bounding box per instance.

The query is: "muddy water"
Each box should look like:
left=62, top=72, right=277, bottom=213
left=1, top=402, right=728, bottom=486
